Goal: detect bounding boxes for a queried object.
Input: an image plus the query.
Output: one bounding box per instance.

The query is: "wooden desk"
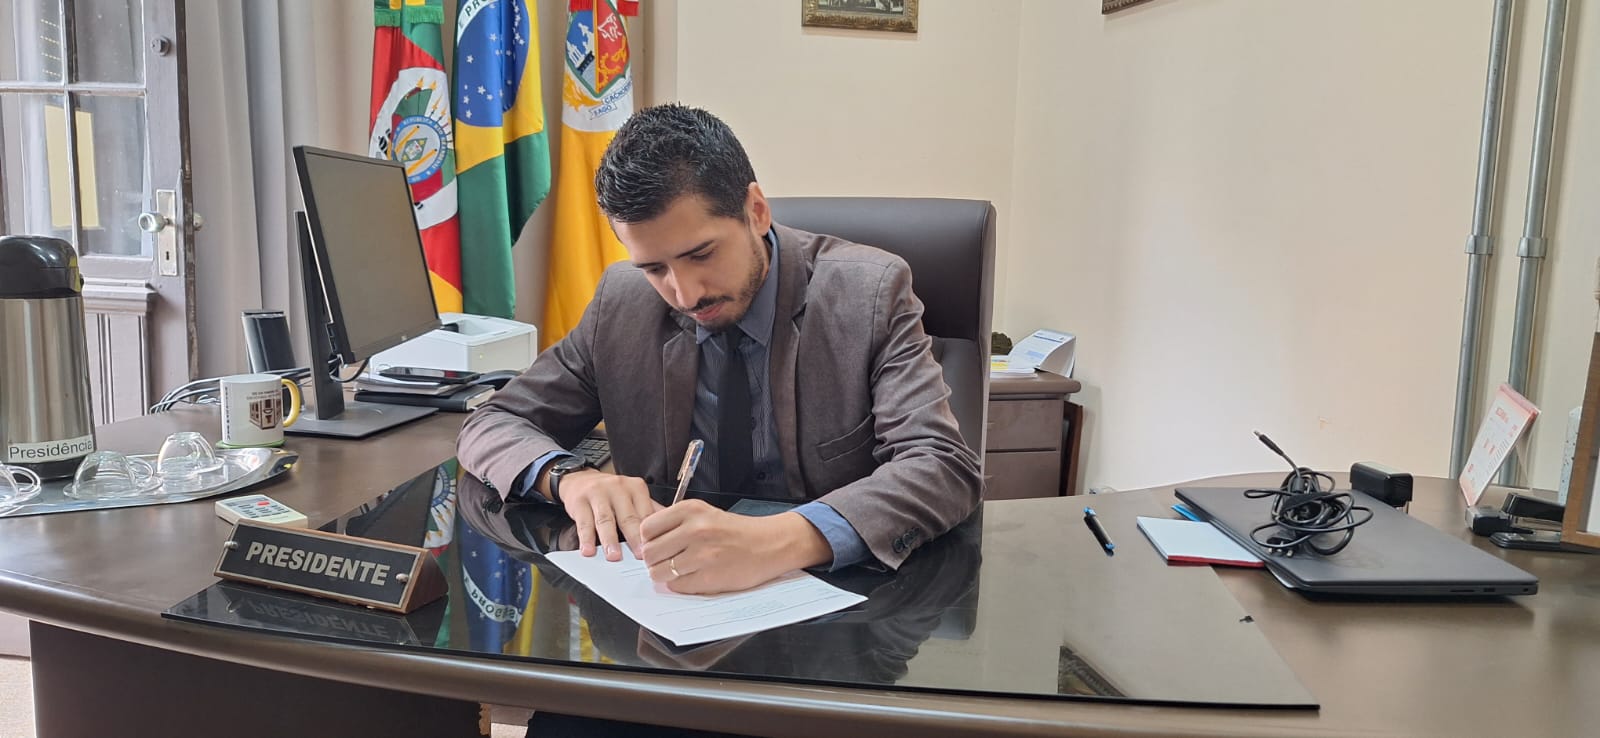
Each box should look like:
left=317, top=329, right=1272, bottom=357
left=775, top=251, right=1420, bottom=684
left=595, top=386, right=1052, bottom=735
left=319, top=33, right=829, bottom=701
left=2, top=409, right=1597, bottom=737
left=985, top=371, right=1081, bottom=499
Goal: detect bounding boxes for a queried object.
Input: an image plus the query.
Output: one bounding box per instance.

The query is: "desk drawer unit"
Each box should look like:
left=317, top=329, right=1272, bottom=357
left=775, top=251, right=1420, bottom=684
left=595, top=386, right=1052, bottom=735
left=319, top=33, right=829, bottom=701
left=983, top=396, right=1063, bottom=499
left=986, top=397, right=1062, bottom=451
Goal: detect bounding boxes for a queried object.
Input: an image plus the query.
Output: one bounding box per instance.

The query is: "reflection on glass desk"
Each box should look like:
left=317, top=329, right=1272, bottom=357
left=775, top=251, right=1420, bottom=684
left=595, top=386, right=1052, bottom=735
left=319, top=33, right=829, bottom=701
left=166, top=462, right=1317, bottom=709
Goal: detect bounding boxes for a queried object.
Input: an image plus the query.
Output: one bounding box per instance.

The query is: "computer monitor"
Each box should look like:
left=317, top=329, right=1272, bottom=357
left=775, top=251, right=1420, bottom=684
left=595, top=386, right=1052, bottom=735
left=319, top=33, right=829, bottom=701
left=294, top=146, right=442, bottom=362
left=286, top=146, right=440, bottom=438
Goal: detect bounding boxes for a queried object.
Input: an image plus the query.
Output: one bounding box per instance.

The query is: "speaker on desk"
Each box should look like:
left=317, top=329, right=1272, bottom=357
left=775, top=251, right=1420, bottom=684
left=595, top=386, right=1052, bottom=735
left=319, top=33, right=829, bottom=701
left=242, top=310, right=297, bottom=372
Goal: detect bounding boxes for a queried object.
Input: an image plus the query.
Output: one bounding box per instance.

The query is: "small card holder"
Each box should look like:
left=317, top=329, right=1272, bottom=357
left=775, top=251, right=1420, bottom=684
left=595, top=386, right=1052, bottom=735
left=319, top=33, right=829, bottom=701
left=215, top=519, right=446, bottom=613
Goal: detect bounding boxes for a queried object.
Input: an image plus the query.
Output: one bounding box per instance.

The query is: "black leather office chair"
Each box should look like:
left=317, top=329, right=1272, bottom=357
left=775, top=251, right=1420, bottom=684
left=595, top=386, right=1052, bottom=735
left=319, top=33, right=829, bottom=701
left=768, top=197, right=996, bottom=456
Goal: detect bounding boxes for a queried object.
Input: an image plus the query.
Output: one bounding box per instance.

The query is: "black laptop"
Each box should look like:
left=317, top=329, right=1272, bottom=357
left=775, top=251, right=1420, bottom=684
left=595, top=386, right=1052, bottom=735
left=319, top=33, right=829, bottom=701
left=1175, top=487, right=1538, bottom=597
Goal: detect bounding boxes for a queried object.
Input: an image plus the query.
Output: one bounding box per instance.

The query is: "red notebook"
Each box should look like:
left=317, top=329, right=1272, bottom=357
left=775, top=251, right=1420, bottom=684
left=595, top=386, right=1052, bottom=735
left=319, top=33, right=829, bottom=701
left=1136, top=516, right=1264, bottom=568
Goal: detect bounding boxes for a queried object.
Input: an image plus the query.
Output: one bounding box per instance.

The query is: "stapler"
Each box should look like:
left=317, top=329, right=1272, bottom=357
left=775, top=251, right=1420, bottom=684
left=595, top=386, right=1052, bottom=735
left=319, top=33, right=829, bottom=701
left=1477, top=492, right=1597, bottom=552
left=1501, top=492, right=1565, bottom=523
left=1467, top=491, right=1564, bottom=537
left=1466, top=506, right=1530, bottom=537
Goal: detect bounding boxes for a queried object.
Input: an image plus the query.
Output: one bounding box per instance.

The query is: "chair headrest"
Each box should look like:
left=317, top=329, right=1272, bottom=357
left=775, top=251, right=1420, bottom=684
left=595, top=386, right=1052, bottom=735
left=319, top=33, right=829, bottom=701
left=770, top=197, right=995, bottom=342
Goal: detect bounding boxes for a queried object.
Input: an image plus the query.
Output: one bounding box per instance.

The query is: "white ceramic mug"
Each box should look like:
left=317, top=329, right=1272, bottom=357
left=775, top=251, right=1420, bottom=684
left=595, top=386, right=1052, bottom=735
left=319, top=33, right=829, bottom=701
left=219, top=374, right=303, bottom=448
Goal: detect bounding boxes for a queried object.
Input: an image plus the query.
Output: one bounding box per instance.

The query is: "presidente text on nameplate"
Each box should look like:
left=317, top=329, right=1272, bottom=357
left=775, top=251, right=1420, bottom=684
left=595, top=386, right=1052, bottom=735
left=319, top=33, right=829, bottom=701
left=215, top=519, right=446, bottom=613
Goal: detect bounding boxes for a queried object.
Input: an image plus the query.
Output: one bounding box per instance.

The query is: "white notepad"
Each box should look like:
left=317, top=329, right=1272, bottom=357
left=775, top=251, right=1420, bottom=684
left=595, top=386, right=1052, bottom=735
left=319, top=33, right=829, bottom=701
left=1136, top=516, right=1264, bottom=568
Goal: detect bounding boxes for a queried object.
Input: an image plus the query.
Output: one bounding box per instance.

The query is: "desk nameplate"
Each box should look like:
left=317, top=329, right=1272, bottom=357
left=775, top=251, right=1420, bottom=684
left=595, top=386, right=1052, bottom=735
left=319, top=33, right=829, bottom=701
left=215, top=520, right=446, bottom=613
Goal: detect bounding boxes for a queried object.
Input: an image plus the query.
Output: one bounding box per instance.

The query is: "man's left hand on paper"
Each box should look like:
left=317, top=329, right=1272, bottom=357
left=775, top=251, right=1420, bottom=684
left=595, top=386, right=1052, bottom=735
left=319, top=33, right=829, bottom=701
left=638, top=500, right=831, bottom=594
left=555, top=469, right=662, bottom=561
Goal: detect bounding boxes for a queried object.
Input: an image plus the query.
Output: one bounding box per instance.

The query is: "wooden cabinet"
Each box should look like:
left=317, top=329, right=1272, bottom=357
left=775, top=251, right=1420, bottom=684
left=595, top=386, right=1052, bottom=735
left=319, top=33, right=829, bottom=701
left=983, top=371, right=1081, bottom=500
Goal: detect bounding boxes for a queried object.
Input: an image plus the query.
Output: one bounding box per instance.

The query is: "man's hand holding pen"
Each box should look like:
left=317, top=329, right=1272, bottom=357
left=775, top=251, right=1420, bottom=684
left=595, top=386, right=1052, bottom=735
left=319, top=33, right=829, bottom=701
left=641, top=439, right=829, bottom=593
left=638, top=502, right=829, bottom=594
left=554, top=440, right=831, bottom=594
left=551, top=477, right=830, bottom=593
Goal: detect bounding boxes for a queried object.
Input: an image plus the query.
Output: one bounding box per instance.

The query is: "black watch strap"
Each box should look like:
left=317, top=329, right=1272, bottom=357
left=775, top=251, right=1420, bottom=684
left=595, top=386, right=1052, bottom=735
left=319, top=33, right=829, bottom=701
left=546, top=455, right=592, bottom=504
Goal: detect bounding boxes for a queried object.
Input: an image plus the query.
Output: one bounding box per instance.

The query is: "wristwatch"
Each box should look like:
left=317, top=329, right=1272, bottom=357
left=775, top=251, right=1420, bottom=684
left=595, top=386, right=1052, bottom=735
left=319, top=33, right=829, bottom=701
left=545, top=455, right=594, bottom=504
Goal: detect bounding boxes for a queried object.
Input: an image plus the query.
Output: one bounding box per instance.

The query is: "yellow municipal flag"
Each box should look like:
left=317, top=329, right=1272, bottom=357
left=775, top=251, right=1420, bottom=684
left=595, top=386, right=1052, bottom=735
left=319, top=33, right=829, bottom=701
left=543, top=0, right=637, bottom=349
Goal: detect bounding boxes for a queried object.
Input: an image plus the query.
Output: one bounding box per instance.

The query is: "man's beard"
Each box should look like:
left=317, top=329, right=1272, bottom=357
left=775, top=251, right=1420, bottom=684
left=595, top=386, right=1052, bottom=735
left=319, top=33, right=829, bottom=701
left=682, top=235, right=767, bottom=331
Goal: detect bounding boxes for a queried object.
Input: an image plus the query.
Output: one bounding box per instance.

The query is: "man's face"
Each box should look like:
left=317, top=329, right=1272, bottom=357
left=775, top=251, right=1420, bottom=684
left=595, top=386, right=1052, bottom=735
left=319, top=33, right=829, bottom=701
left=614, top=186, right=773, bottom=332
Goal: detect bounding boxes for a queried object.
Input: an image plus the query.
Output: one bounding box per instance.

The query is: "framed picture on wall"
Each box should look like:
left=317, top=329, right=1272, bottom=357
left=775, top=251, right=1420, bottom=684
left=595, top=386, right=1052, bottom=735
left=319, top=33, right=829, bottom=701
left=1103, top=0, right=1159, bottom=13
left=801, top=0, right=919, bottom=33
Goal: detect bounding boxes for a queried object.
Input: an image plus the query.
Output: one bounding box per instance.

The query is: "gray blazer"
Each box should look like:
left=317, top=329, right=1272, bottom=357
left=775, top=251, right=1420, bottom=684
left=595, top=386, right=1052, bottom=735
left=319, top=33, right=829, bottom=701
left=456, top=223, right=982, bottom=568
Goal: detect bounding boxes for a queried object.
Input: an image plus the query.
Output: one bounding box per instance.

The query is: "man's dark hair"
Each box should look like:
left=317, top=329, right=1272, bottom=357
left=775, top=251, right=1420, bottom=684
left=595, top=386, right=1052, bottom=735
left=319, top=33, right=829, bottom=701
left=595, top=104, right=758, bottom=224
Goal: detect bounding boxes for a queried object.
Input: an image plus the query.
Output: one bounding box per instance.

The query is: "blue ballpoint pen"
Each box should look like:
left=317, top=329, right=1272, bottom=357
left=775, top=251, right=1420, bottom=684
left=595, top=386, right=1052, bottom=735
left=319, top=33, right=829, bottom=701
left=1083, top=507, right=1115, bottom=556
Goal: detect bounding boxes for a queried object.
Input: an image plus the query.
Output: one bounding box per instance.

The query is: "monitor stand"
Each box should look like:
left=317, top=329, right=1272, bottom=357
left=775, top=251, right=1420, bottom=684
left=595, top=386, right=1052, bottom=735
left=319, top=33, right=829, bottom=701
left=287, top=400, right=437, bottom=439
left=289, top=210, right=440, bottom=440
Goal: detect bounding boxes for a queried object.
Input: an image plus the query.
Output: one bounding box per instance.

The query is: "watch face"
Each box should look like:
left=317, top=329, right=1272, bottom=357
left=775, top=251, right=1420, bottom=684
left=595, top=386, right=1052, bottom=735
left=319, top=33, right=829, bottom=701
left=550, top=457, right=588, bottom=504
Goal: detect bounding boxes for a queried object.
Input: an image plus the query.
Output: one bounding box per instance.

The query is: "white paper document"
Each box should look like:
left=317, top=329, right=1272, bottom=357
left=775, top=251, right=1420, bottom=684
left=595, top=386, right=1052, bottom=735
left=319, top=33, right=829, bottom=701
left=544, top=548, right=867, bottom=646
left=1003, top=329, right=1076, bottom=377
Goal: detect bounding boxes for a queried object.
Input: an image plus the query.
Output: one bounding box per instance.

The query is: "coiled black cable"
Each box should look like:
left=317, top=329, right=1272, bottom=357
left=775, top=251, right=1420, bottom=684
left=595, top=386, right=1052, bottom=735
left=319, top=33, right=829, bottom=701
left=1246, top=432, right=1373, bottom=556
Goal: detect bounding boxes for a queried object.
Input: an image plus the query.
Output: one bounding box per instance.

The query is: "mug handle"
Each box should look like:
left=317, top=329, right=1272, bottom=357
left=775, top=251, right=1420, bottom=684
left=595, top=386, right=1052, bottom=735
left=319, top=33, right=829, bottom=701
left=279, top=377, right=303, bottom=428
left=6, top=465, right=41, bottom=494
left=126, top=456, right=156, bottom=482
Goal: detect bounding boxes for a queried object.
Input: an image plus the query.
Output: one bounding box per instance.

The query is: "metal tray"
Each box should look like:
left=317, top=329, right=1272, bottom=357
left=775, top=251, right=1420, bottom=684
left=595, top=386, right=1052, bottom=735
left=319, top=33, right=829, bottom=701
left=0, top=447, right=298, bottom=518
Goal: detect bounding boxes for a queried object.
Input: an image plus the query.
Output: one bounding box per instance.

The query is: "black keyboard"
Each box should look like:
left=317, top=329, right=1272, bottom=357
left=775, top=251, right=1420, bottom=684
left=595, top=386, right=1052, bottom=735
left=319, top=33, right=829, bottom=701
left=573, top=434, right=612, bottom=468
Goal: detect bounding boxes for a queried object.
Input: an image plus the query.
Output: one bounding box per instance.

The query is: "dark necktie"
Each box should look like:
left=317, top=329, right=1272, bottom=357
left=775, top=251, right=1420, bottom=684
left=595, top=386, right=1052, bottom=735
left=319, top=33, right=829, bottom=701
left=718, top=327, right=754, bottom=493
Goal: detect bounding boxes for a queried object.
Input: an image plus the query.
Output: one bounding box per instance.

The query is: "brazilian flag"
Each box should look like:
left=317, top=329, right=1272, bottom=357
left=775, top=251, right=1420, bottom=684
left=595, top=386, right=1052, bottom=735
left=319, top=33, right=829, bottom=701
left=453, top=0, right=551, bottom=320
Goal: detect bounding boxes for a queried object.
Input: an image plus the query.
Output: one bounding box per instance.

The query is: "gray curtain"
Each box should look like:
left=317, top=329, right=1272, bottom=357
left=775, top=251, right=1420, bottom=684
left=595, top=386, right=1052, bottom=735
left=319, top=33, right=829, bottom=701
left=186, top=0, right=371, bottom=378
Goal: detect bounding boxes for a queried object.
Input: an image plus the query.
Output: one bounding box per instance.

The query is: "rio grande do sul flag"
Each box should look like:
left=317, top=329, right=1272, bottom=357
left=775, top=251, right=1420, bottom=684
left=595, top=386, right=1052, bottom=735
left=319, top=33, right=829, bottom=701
left=370, top=0, right=463, bottom=313
left=541, top=0, right=639, bottom=349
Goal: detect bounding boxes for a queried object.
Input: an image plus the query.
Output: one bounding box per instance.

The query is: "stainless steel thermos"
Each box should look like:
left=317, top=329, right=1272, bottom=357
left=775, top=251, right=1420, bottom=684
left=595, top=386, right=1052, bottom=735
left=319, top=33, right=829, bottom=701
left=0, top=236, right=97, bottom=480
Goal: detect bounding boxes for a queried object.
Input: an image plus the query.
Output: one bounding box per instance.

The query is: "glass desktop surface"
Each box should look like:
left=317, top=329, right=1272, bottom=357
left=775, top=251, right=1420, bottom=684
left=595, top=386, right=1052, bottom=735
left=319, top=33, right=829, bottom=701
left=165, top=462, right=1316, bottom=709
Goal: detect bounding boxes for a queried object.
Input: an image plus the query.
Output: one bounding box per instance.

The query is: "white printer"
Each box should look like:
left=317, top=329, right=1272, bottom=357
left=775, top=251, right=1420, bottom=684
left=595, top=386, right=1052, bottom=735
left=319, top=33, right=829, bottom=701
left=368, top=312, right=538, bottom=375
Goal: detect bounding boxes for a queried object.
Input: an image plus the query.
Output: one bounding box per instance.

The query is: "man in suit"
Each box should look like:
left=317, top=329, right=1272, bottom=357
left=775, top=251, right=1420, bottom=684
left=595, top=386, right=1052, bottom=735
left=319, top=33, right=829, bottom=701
left=457, top=103, right=980, bottom=596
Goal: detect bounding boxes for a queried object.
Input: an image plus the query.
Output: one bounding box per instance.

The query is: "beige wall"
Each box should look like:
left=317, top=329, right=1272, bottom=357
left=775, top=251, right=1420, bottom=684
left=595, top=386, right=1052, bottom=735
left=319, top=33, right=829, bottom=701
left=657, top=0, right=1598, bottom=493
left=652, top=0, right=1024, bottom=303
left=1004, top=0, right=1598, bottom=492
left=227, top=1, right=1594, bottom=493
